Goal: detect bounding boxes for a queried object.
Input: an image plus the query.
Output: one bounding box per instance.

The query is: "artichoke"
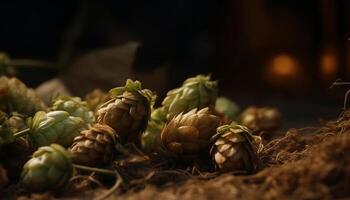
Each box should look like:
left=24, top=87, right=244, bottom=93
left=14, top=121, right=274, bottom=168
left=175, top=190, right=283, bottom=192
left=21, top=144, right=73, bottom=192
left=70, top=123, right=121, bottom=167
left=141, top=107, right=167, bottom=153
left=96, top=79, right=155, bottom=142
left=52, top=95, right=95, bottom=125
left=161, top=107, right=221, bottom=159
left=85, top=89, right=111, bottom=111
left=239, top=106, right=281, bottom=136
left=211, top=124, right=261, bottom=173
left=162, top=75, right=218, bottom=120
left=0, top=76, right=46, bottom=115
left=27, top=111, right=85, bottom=148
left=215, top=97, right=240, bottom=120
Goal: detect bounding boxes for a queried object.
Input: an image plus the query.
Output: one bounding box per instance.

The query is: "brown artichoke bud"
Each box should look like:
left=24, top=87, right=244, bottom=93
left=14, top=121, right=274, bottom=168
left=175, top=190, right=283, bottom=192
left=211, top=124, right=261, bottom=173
left=70, top=123, right=121, bottom=167
left=85, top=89, right=111, bottom=111
left=239, top=106, right=282, bottom=136
left=160, top=107, right=221, bottom=159
left=0, top=163, right=8, bottom=189
left=96, top=79, right=155, bottom=143
left=0, top=76, right=46, bottom=115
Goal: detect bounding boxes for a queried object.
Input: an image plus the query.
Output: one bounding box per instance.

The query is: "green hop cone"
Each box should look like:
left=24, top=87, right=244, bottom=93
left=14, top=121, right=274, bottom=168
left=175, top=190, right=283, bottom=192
left=0, top=111, right=14, bottom=145
left=215, top=97, right=240, bottom=120
left=52, top=95, right=95, bottom=125
left=141, top=108, right=167, bottom=153
left=21, top=144, right=73, bottom=192
left=162, top=74, right=218, bottom=120
left=0, top=76, right=46, bottom=115
left=27, top=111, right=85, bottom=148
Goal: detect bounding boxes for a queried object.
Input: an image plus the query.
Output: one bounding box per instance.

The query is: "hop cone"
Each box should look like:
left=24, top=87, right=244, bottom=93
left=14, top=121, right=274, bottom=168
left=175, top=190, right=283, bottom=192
left=0, top=53, right=16, bottom=76
left=8, top=113, right=27, bottom=133
left=215, top=97, right=240, bottom=120
left=211, top=124, right=261, bottom=173
left=96, top=79, right=155, bottom=142
left=141, top=107, right=167, bottom=153
left=52, top=95, right=95, bottom=125
left=85, top=89, right=111, bottom=111
left=161, top=107, right=221, bottom=159
left=239, top=106, right=281, bottom=136
left=0, top=111, right=14, bottom=145
left=27, top=111, right=85, bottom=148
left=21, top=144, right=73, bottom=192
left=0, top=112, right=31, bottom=178
left=0, top=76, right=46, bottom=115
left=162, top=75, right=218, bottom=120
left=0, top=163, right=8, bottom=189
left=70, top=123, right=120, bottom=167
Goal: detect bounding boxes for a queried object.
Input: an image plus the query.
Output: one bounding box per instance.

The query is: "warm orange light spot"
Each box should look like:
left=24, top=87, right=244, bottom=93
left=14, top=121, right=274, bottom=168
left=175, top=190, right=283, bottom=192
left=270, top=55, right=299, bottom=77
left=320, top=53, right=337, bottom=77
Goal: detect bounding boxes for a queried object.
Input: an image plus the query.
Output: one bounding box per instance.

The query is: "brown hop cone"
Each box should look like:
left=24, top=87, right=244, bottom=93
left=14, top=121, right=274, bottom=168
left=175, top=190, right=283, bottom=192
left=239, top=106, right=281, bottom=136
left=161, top=107, right=221, bottom=159
left=96, top=79, right=155, bottom=143
left=211, top=124, right=262, bottom=173
left=70, top=123, right=120, bottom=167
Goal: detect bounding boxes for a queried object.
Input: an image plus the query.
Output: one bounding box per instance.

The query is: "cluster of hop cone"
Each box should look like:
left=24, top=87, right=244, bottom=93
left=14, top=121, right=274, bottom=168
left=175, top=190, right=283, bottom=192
left=0, top=74, right=281, bottom=193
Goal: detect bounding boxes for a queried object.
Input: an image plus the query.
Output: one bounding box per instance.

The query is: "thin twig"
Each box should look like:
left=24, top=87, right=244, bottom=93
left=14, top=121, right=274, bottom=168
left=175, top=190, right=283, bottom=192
left=95, top=170, right=123, bottom=200
left=73, top=164, right=116, bottom=176
left=13, top=128, right=30, bottom=138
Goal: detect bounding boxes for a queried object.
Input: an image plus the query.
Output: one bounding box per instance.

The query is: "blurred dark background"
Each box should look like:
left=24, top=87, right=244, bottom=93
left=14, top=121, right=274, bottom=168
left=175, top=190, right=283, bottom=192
left=1, top=0, right=350, bottom=128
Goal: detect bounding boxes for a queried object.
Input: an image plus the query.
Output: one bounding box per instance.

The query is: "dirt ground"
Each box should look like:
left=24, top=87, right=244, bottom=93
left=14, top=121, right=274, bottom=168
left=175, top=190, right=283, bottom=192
left=6, top=110, right=350, bottom=200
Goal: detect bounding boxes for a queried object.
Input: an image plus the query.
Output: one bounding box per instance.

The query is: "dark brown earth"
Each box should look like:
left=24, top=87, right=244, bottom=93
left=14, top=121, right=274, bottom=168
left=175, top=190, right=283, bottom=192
left=5, top=110, right=350, bottom=200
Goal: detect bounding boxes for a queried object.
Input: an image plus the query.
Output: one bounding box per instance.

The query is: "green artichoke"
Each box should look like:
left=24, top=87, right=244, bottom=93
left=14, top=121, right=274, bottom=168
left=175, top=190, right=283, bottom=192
left=0, top=76, right=46, bottom=115
left=0, top=111, right=14, bottom=145
left=215, top=97, right=240, bottom=120
left=21, top=144, right=73, bottom=192
left=141, top=107, right=167, bottom=153
left=0, top=53, right=16, bottom=76
left=27, top=111, right=85, bottom=148
left=162, top=75, right=218, bottom=119
left=52, top=95, right=95, bottom=125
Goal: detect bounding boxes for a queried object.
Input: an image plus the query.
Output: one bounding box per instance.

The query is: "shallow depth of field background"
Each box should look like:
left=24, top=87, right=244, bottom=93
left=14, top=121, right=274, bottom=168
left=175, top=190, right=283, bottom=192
left=1, top=0, right=350, bottom=128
